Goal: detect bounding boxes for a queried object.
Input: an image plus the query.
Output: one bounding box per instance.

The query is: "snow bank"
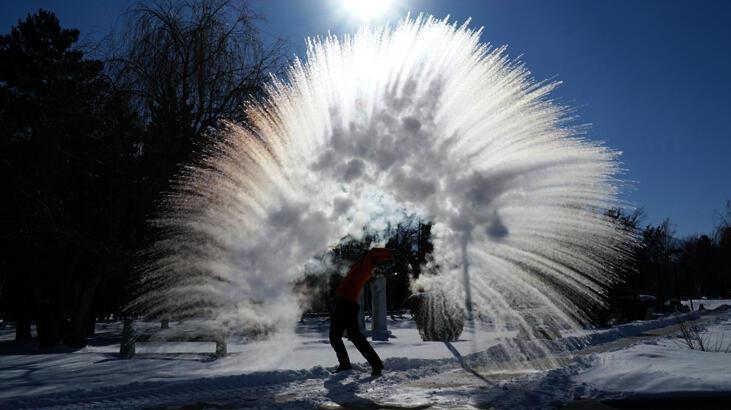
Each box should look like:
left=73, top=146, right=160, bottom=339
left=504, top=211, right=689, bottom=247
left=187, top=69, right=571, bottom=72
left=571, top=311, right=700, bottom=346
left=681, top=299, right=731, bottom=312
left=574, top=317, right=731, bottom=399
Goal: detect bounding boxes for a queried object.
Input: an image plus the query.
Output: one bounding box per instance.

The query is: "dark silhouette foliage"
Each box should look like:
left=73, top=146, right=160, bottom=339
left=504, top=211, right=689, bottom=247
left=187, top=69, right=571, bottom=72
left=1, top=9, right=142, bottom=347
left=596, top=203, right=731, bottom=325
left=0, top=3, right=284, bottom=349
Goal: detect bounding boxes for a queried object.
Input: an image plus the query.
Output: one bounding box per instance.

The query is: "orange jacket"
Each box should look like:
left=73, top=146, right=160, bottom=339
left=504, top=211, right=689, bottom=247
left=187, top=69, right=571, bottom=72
left=336, top=248, right=394, bottom=303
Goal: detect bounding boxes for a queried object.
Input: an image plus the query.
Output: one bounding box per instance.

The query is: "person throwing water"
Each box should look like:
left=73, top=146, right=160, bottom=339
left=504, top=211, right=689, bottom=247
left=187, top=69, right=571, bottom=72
left=330, top=247, right=395, bottom=376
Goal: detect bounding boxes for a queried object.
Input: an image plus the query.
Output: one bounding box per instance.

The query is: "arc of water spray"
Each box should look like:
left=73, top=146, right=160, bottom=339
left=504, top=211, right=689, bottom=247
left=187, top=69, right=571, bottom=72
left=131, top=15, right=637, bottom=369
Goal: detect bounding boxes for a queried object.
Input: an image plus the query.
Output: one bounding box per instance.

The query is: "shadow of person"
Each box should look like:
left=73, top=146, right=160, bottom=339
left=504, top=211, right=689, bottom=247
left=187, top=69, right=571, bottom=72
left=322, top=372, right=433, bottom=409
left=322, top=371, right=381, bottom=409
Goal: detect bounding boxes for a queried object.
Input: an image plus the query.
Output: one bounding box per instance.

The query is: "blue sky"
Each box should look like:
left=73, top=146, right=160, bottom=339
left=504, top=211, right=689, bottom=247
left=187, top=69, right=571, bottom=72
left=3, top=0, right=730, bottom=237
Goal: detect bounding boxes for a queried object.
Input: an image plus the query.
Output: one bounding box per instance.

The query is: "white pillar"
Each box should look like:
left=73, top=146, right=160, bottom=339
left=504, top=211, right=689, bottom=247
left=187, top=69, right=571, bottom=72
left=370, top=276, right=389, bottom=341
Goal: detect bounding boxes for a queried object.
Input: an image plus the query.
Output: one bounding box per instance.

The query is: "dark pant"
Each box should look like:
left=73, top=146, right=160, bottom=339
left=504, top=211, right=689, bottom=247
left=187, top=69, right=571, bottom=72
left=329, top=296, right=382, bottom=369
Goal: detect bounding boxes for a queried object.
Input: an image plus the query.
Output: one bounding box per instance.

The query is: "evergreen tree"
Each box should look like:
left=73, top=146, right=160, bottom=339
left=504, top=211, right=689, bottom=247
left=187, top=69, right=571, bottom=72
left=0, top=10, right=141, bottom=347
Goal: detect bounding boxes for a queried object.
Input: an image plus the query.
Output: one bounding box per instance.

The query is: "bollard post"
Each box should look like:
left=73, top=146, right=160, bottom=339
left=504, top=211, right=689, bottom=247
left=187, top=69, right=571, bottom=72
left=370, top=275, right=389, bottom=341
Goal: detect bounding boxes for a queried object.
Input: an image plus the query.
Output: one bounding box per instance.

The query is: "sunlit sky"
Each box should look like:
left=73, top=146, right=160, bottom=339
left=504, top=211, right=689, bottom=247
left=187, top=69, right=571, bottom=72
left=2, top=0, right=730, bottom=237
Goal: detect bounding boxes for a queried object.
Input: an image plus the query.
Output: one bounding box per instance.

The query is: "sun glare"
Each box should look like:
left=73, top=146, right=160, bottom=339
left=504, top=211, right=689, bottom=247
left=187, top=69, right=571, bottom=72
left=341, top=0, right=394, bottom=21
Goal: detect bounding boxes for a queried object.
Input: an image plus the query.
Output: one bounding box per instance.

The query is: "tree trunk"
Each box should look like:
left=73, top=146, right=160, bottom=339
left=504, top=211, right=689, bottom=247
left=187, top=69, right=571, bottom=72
left=86, top=310, right=97, bottom=336
left=9, top=272, right=33, bottom=341
left=15, top=317, right=32, bottom=341
left=14, top=285, right=33, bottom=341
left=34, top=287, right=63, bottom=348
left=64, top=276, right=101, bottom=348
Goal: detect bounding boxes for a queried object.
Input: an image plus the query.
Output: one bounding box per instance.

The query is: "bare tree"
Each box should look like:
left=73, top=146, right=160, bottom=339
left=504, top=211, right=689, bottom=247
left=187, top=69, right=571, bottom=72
left=714, top=200, right=731, bottom=244
left=678, top=319, right=706, bottom=351
left=107, top=1, right=289, bottom=267
left=110, top=0, right=287, bottom=138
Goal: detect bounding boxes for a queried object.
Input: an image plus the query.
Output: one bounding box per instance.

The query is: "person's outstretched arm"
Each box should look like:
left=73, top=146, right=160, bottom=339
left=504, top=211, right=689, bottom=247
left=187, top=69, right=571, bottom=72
left=368, top=248, right=395, bottom=262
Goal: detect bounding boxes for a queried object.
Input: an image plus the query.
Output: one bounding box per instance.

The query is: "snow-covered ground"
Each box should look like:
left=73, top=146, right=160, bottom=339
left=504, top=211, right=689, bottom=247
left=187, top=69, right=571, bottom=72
left=574, top=314, right=731, bottom=399
left=0, top=317, right=509, bottom=401
left=1, top=304, right=730, bottom=409
left=681, top=298, right=731, bottom=311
